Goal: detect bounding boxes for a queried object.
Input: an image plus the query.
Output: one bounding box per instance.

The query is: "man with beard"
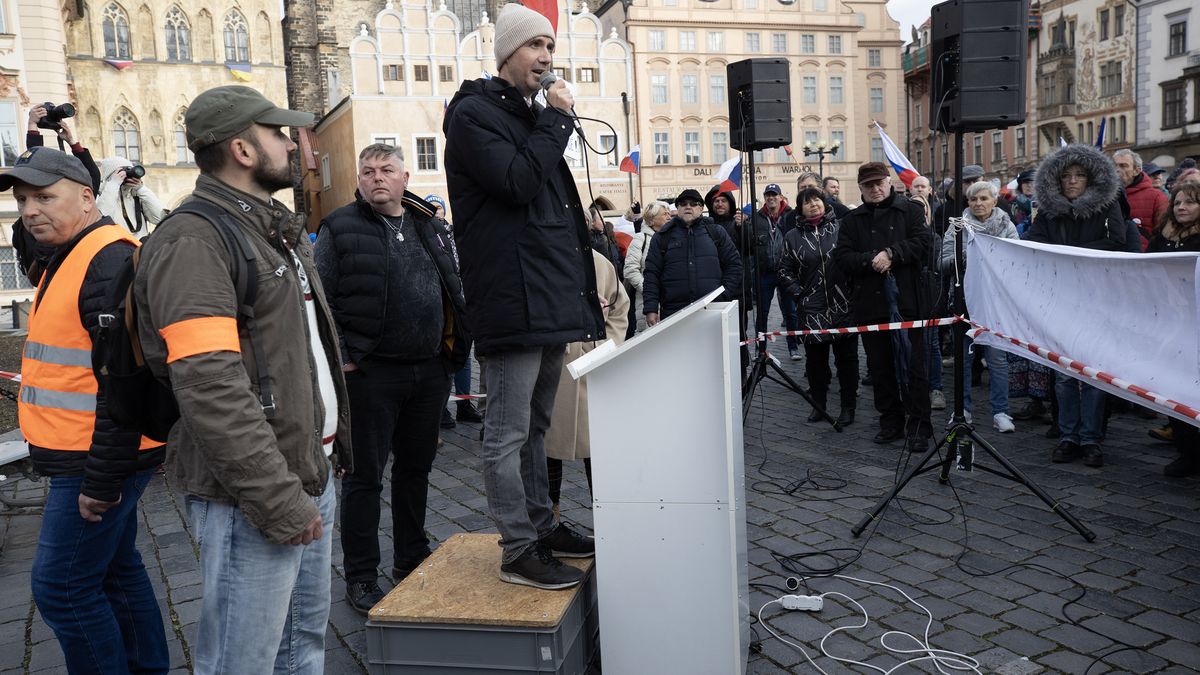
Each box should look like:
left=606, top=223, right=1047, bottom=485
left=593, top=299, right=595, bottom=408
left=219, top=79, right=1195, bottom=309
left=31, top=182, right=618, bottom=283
left=135, top=86, right=351, bottom=672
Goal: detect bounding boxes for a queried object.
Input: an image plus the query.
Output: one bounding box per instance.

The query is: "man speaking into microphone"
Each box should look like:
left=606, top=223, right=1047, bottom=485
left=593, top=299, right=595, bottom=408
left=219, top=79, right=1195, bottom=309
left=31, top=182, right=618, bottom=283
left=443, top=3, right=604, bottom=590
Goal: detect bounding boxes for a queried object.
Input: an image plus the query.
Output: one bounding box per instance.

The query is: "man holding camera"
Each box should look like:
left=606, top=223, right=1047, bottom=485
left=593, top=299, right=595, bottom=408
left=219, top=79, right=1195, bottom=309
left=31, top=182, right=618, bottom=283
left=97, top=158, right=166, bottom=237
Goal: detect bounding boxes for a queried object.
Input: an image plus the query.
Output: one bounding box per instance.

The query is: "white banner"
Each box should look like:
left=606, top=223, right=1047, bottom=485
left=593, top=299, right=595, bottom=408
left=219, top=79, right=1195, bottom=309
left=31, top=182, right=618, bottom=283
left=963, top=231, right=1200, bottom=423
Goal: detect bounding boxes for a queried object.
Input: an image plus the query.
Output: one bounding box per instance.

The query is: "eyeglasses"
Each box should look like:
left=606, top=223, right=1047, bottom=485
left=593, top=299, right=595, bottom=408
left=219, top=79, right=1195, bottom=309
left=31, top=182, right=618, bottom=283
left=1061, top=172, right=1088, bottom=182
left=677, top=200, right=702, bottom=207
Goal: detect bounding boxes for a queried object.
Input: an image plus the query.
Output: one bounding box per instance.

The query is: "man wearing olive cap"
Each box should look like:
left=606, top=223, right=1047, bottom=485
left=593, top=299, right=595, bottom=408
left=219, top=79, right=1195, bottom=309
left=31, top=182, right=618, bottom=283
left=133, top=85, right=351, bottom=672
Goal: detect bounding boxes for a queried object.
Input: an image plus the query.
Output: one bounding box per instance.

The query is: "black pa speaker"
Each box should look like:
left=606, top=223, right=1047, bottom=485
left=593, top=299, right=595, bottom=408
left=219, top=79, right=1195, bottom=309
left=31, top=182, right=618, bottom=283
left=727, top=59, right=792, bottom=152
left=929, top=0, right=1027, bottom=132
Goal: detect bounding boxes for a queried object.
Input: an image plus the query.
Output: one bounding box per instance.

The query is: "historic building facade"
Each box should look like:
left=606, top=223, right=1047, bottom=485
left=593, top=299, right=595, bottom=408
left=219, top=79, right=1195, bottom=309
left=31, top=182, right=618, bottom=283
left=303, top=0, right=635, bottom=222
left=600, top=0, right=904, bottom=206
left=1135, top=0, right=1199, bottom=169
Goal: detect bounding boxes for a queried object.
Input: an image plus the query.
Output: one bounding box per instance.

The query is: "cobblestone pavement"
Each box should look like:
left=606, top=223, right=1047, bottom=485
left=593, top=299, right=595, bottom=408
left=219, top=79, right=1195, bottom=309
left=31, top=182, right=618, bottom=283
left=1, top=337, right=1198, bottom=674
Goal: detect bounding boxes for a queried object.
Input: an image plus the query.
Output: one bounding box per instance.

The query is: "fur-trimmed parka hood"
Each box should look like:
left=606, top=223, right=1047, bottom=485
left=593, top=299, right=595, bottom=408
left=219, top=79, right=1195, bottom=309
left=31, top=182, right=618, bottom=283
left=1034, top=144, right=1120, bottom=219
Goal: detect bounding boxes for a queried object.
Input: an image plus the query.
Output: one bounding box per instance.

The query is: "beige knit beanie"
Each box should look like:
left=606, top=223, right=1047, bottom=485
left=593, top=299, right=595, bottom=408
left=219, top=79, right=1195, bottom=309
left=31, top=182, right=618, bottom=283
left=493, top=4, right=555, bottom=69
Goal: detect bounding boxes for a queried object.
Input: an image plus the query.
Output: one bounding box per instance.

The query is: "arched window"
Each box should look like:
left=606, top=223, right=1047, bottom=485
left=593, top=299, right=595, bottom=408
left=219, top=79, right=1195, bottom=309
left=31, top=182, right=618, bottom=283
left=165, top=6, right=191, bottom=61
left=174, top=109, right=193, bottom=164
left=223, top=10, right=249, bottom=63
left=112, top=107, right=141, bottom=162
left=103, top=3, right=132, bottom=60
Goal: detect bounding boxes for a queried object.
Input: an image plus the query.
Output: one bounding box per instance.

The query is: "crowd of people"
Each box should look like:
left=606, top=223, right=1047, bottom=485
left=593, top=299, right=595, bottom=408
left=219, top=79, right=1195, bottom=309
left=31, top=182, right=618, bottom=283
left=5, top=4, right=1199, bottom=671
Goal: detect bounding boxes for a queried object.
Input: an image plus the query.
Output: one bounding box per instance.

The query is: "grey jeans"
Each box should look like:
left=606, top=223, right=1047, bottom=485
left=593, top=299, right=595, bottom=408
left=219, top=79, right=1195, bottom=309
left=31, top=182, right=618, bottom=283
left=481, top=345, right=565, bottom=563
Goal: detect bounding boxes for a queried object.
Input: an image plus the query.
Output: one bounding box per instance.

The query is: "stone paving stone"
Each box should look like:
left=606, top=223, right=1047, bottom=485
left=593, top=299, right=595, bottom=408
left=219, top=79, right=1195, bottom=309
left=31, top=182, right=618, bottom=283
left=946, top=611, right=1006, bottom=636
left=25, top=643, right=63, bottom=673
left=997, top=607, right=1059, bottom=633
left=1038, top=622, right=1115, bottom=653
left=988, top=627, right=1057, bottom=658
left=0, top=639, right=26, bottom=671
left=1129, top=609, right=1200, bottom=642
left=1037, top=649, right=1104, bottom=674
left=1149, top=639, right=1200, bottom=671
left=1080, top=614, right=1164, bottom=648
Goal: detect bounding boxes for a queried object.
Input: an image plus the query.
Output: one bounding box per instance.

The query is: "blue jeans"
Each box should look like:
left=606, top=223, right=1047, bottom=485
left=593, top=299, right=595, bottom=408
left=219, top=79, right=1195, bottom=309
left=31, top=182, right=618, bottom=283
left=1055, top=373, right=1106, bottom=445
left=186, top=468, right=336, bottom=675
left=481, top=346, right=563, bottom=563
left=926, top=329, right=943, bottom=391
left=961, top=338, right=1009, bottom=415
left=755, top=272, right=799, bottom=350
left=32, top=470, right=169, bottom=675
left=454, top=360, right=471, bottom=395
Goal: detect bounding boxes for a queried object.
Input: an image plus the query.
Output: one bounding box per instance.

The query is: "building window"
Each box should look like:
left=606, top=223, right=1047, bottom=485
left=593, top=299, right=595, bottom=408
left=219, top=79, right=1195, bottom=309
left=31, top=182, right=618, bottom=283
left=1015, top=127, right=1026, bottom=157
left=1099, top=9, right=1109, bottom=41
left=870, top=138, right=883, bottom=163
left=708, top=32, right=724, bottom=52
left=712, top=131, right=728, bottom=164
left=992, top=131, right=1003, bottom=162
left=827, top=35, right=841, bottom=54
left=802, top=76, right=817, bottom=104
left=651, top=74, right=668, bottom=104
left=174, top=109, right=193, bottom=164
left=415, top=136, right=437, bottom=171
left=1108, top=116, right=1117, bottom=142
left=414, top=65, right=429, bottom=82
left=828, top=76, right=843, bottom=104
left=223, top=10, right=250, bottom=62
left=1163, top=83, right=1187, bottom=128
left=649, top=30, right=665, bottom=51
left=653, top=131, right=670, bottom=165
left=709, top=75, right=725, bottom=104
left=599, top=134, right=617, bottom=168
left=804, top=129, right=818, bottom=147
left=831, top=130, right=844, bottom=159
left=915, top=102, right=923, bottom=128
left=1169, top=22, right=1186, bottom=57
left=0, top=247, right=33, bottom=290
left=973, top=135, right=982, bottom=164
left=112, top=107, right=141, bottom=162
left=164, top=6, right=191, bottom=61
left=801, top=34, right=815, bottom=54
left=680, top=31, right=696, bottom=51
left=814, top=0, right=827, bottom=10
left=1119, top=115, right=1127, bottom=142
left=915, top=149, right=923, bottom=172
left=321, top=155, right=331, bottom=189
left=941, top=142, right=948, bottom=169
left=868, top=48, right=881, bottom=68
left=384, top=64, right=402, bottom=81
left=1100, top=61, right=1122, bottom=97
left=1087, top=121, right=1094, bottom=143
left=745, top=0, right=758, bottom=8
left=1065, top=77, right=1075, bottom=103
left=439, top=65, right=454, bottom=82
left=1114, top=5, right=1124, bottom=37
left=772, top=33, right=787, bottom=53
left=372, top=135, right=399, bottom=147
left=103, top=3, right=132, bottom=60
left=869, top=87, right=883, bottom=113
left=553, top=66, right=567, bottom=80
left=1077, top=123, right=1084, bottom=142
left=684, top=132, right=701, bottom=164
left=0, top=101, right=19, bottom=168
left=0, top=1, right=5, bottom=33
left=1041, top=73, right=1056, bottom=105
left=682, top=75, right=698, bottom=104
left=746, top=32, right=760, bottom=52
left=577, top=67, right=597, bottom=83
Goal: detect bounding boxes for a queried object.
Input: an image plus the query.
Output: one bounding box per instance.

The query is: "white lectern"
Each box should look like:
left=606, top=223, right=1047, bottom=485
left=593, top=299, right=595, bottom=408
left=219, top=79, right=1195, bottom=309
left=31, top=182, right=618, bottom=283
left=568, top=289, right=749, bottom=675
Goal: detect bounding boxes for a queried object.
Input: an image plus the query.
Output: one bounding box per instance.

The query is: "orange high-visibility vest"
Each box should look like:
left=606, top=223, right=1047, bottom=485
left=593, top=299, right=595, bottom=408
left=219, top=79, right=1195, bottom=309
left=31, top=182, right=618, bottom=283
left=19, top=224, right=162, bottom=451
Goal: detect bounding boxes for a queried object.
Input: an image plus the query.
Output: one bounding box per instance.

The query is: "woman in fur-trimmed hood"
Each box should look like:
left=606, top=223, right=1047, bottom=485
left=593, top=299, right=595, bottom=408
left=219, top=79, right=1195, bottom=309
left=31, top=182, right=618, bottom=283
left=1025, top=143, right=1132, bottom=251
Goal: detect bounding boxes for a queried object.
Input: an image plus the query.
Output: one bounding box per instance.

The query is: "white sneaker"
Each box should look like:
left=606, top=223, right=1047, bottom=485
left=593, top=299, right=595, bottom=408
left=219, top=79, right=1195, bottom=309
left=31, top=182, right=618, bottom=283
left=993, top=413, right=1015, bottom=433
left=930, top=389, right=946, bottom=410
left=945, top=410, right=972, bottom=429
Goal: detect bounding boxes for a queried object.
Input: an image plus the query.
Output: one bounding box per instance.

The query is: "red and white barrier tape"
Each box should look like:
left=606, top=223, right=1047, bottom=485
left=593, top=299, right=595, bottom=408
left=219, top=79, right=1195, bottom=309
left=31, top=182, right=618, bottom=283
left=741, top=316, right=962, bottom=346
left=0, top=371, right=20, bottom=383
left=448, top=393, right=486, bottom=402
left=967, top=321, right=1200, bottom=421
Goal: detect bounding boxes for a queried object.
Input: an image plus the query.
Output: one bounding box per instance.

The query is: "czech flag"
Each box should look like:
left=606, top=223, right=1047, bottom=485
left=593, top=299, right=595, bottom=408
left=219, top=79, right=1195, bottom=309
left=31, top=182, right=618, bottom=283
left=875, top=122, right=918, bottom=190
left=103, top=59, right=133, bottom=71
left=619, top=145, right=640, bottom=174
left=714, top=155, right=742, bottom=193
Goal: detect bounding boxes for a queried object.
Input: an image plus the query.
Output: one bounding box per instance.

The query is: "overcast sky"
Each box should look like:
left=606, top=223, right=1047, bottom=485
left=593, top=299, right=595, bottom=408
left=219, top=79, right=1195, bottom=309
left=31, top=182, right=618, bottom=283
left=886, top=0, right=935, bottom=44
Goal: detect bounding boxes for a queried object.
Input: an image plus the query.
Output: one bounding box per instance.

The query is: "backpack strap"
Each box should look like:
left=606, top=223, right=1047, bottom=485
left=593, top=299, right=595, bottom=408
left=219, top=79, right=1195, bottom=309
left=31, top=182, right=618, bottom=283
left=166, top=201, right=277, bottom=419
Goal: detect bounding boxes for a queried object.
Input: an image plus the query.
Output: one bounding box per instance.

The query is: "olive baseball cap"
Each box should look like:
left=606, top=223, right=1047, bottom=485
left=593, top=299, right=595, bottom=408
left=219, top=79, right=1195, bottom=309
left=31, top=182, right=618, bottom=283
left=185, top=86, right=314, bottom=151
left=0, top=147, right=92, bottom=191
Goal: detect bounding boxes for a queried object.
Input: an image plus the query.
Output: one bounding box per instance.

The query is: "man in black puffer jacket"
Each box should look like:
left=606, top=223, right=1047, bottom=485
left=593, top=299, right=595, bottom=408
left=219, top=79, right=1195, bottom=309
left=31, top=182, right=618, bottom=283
left=443, top=4, right=603, bottom=591
left=643, top=188, right=743, bottom=324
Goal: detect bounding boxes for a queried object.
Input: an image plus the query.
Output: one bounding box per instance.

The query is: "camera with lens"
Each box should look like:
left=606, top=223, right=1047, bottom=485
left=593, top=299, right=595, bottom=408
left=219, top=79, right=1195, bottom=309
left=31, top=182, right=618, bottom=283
left=36, top=102, right=77, bottom=131
left=121, top=165, right=146, bottom=179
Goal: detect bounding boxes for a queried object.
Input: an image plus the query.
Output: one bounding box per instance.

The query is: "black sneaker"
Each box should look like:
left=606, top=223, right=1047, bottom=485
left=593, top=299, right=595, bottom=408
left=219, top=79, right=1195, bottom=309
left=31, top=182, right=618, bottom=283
left=456, top=400, right=484, bottom=423
left=499, top=544, right=584, bottom=590
left=346, top=580, right=386, bottom=615
left=540, top=523, right=595, bottom=558
left=1051, top=441, right=1081, bottom=463
left=1081, top=444, right=1104, bottom=468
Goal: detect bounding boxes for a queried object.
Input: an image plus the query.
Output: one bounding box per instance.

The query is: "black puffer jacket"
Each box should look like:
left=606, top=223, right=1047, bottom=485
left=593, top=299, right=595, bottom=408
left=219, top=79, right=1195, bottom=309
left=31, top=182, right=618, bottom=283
left=705, top=187, right=754, bottom=306
left=315, top=190, right=470, bottom=370
left=29, top=218, right=164, bottom=501
left=777, top=210, right=852, bottom=342
left=1025, top=144, right=1131, bottom=251
left=642, top=216, right=742, bottom=318
left=443, top=77, right=604, bottom=354
left=832, top=191, right=932, bottom=323
left=749, top=204, right=794, bottom=275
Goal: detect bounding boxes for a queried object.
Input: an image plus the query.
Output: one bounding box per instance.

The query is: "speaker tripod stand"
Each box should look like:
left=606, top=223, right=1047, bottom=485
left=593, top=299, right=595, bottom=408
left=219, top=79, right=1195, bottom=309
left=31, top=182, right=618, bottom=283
left=850, top=128, right=1094, bottom=542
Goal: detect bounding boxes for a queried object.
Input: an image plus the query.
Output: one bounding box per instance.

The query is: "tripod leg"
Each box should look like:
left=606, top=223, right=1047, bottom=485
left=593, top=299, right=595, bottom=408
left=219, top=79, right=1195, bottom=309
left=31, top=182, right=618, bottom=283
left=968, top=430, right=1097, bottom=542
left=851, top=440, right=944, bottom=537
left=765, top=357, right=842, bottom=431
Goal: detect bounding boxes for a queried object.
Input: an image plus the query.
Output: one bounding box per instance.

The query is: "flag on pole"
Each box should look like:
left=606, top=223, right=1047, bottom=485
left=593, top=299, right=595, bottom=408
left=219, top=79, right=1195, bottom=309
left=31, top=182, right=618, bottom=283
left=782, top=145, right=801, bottom=165
left=227, top=63, right=252, bottom=81
left=619, top=145, right=640, bottom=174
left=714, top=155, right=743, bottom=193
left=522, top=0, right=559, bottom=32
left=482, top=71, right=492, bottom=80
left=103, top=59, right=133, bottom=70
left=874, top=122, right=919, bottom=190
left=1095, top=117, right=1106, bottom=149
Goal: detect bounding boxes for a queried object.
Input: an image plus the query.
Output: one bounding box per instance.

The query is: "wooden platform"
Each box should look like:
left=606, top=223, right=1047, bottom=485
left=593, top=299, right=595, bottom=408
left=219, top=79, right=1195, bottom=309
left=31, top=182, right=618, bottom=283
left=370, top=533, right=593, bottom=629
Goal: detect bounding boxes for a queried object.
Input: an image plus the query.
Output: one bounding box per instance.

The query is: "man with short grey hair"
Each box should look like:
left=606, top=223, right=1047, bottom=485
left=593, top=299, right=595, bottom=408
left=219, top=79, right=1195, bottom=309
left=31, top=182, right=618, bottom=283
left=1113, top=148, right=1166, bottom=250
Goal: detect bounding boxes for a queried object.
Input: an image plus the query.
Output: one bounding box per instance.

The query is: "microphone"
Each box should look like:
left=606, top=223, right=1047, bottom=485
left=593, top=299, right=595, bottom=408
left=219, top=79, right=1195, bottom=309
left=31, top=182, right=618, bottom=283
left=539, top=70, right=558, bottom=92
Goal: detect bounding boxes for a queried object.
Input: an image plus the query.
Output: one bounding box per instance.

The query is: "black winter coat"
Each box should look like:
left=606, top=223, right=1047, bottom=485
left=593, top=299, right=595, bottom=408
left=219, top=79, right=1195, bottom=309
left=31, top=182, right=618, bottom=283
left=777, top=211, right=852, bottom=342
left=29, top=218, right=165, bottom=501
left=749, top=206, right=794, bottom=275
left=705, top=188, right=754, bottom=307
left=315, top=191, right=470, bottom=370
left=642, top=216, right=743, bottom=318
left=443, top=77, right=604, bottom=354
left=832, top=192, right=932, bottom=323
